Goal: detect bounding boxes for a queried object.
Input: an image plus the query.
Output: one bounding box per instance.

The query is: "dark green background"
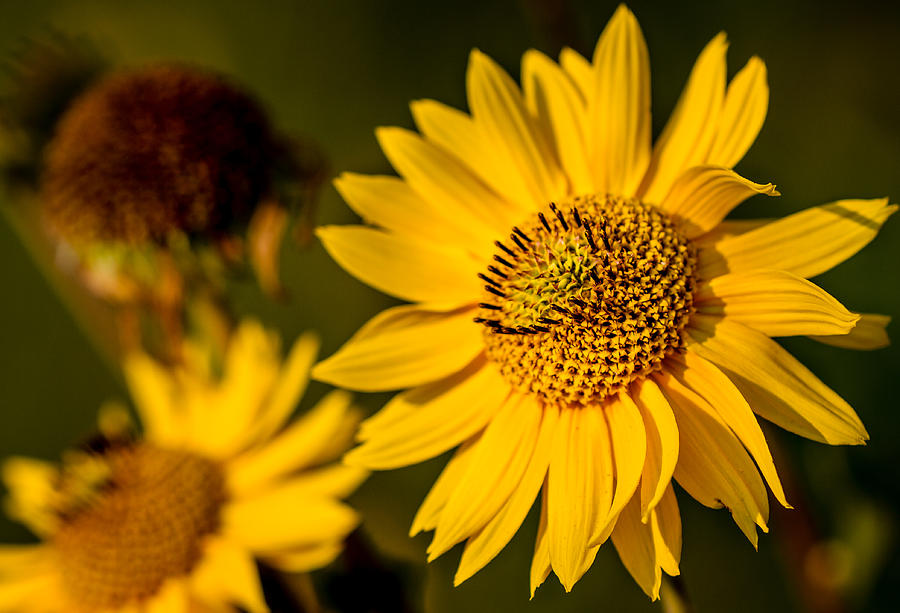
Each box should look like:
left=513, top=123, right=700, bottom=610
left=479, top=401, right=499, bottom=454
left=1, top=1, right=898, bottom=611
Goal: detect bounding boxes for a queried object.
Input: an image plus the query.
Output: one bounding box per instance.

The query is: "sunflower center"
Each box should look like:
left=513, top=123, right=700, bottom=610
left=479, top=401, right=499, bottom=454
left=52, top=443, right=226, bottom=609
left=477, top=194, right=697, bottom=406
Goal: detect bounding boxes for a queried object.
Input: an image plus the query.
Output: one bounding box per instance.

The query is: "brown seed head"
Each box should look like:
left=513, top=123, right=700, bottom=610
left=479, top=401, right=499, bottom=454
left=42, top=64, right=277, bottom=244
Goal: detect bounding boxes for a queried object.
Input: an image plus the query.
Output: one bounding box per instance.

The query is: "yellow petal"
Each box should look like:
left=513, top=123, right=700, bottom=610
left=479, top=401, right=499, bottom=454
left=695, top=218, right=772, bottom=246
left=0, top=546, right=50, bottom=577
left=410, top=437, right=479, bottom=537
left=356, top=389, right=417, bottom=442
left=224, top=489, right=358, bottom=553
left=696, top=270, right=859, bottom=337
left=454, top=403, right=558, bottom=585
left=522, top=49, right=593, bottom=194
left=146, top=579, right=190, bottom=613
left=588, top=4, right=651, bottom=196
left=548, top=407, right=609, bottom=591
left=699, top=198, right=897, bottom=279
left=0, top=569, right=57, bottom=611
left=467, top=49, right=566, bottom=208
left=312, top=305, right=483, bottom=392
left=810, top=313, right=891, bottom=350
left=529, top=481, right=551, bottom=598
left=559, top=47, right=591, bottom=99
left=343, top=305, right=485, bottom=434
left=659, top=166, right=777, bottom=238
left=428, top=393, right=542, bottom=559
left=335, top=172, right=485, bottom=253
left=242, top=332, right=319, bottom=446
left=594, top=392, right=647, bottom=545
left=345, top=357, right=509, bottom=470
left=123, top=352, right=183, bottom=447
left=191, top=537, right=268, bottom=613
left=1, top=459, right=58, bottom=536
left=707, top=56, right=768, bottom=168
left=303, top=408, right=363, bottom=469
left=96, top=400, right=133, bottom=440
left=639, top=33, right=728, bottom=204
left=376, top=126, right=520, bottom=235
left=316, top=225, right=482, bottom=306
left=671, top=350, right=789, bottom=508
left=658, top=372, right=769, bottom=547
left=411, top=99, right=534, bottom=218
left=195, top=321, right=281, bottom=457
left=633, top=378, right=679, bottom=520
left=226, top=390, right=355, bottom=496
left=263, top=542, right=344, bottom=573
left=610, top=489, right=661, bottom=600
left=267, top=465, right=368, bottom=500
left=650, top=485, right=682, bottom=576
left=687, top=316, right=867, bottom=445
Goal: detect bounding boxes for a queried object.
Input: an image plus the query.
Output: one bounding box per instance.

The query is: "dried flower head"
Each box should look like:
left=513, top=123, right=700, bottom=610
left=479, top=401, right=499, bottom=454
left=42, top=64, right=278, bottom=245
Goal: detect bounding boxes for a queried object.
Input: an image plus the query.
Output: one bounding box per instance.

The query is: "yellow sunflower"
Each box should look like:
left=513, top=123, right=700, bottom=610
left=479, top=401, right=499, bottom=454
left=0, top=321, right=366, bottom=612
left=313, top=4, right=895, bottom=600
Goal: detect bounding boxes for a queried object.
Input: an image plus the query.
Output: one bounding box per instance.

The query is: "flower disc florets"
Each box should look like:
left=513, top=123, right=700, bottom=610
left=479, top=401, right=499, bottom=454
left=52, top=443, right=226, bottom=609
left=477, top=194, right=697, bottom=406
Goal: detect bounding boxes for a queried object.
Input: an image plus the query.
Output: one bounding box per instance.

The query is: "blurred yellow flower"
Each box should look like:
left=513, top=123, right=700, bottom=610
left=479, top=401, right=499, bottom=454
left=0, top=321, right=366, bottom=612
left=314, top=4, right=894, bottom=600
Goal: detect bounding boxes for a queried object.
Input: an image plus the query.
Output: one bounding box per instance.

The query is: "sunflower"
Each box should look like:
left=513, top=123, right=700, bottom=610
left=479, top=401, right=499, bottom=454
left=313, top=4, right=894, bottom=600
left=0, top=321, right=366, bottom=612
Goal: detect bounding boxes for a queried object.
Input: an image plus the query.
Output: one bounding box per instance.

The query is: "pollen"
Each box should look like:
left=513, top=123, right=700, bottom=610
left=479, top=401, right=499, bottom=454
left=52, top=443, right=226, bottom=609
left=477, top=194, right=697, bottom=406
left=42, top=64, right=277, bottom=245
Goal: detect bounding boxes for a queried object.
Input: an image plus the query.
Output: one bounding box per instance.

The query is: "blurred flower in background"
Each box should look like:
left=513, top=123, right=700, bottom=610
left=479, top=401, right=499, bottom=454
left=0, top=320, right=366, bottom=612
left=315, top=3, right=894, bottom=601
left=0, top=40, right=327, bottom=364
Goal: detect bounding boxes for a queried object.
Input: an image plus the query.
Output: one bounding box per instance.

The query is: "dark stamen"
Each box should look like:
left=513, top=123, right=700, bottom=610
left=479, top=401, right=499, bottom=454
left=538, top=317, right=560, bottom=325
left=478, top=273, right=501, bottom=288
left=538, top=212, right=552, bottom=233
left=493, top=255, right=514, bottom=268
left=583, top=221, right=599, bottom=252
left=485, top=286, right=506, bottom=298
left=516, top=326, right=536, bottom=335
left=572, top=207, right=583, bottom=227
left=598, top=226, right=613, bottom=251
left=487, top=265, right=508, bottom=279
left=510, top=233, right=527, bottom=252
left=551, top=304, right=571, bottom=316
left=494, top=240, right=518, bottom=259
left=569, top=297, right=587, bottom=308
left=479, top=302, right=502, bottom=310
left=532, top=325, right=551, bottom=333
left=549, top=202, right=569, bottom=231
left=513, top=226, right=533, bottom=243
left=589, top=268, right=602, bottom=284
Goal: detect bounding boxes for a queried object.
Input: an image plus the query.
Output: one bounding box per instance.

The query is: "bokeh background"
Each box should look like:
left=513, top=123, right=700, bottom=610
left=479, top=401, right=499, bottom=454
left=0, top=0, right=898, bottom=611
